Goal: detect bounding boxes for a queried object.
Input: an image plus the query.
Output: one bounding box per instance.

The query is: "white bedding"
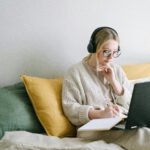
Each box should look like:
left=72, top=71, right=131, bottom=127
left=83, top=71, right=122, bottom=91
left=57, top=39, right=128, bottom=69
left=0, top=131, right=124, bottom=150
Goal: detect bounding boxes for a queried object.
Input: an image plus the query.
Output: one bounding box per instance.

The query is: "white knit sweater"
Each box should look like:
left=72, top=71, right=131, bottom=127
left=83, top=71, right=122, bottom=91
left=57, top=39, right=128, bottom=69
left=62, top=57, right=132, bottom=126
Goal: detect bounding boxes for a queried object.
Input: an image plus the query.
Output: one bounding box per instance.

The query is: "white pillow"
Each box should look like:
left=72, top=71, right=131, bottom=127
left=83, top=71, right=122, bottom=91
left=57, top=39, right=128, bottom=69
left=130, top=77, right=150, bottom=85
left=129, top=77, right=150, bottom=100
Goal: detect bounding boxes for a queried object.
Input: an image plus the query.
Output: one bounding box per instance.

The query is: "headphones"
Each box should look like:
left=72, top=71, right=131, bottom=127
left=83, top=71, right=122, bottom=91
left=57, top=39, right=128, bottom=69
left=87, top=26, right=120, bottom=53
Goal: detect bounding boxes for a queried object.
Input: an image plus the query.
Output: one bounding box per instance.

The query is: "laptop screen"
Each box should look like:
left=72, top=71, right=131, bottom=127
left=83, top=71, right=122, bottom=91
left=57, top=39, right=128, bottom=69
left=125, top=81, right=150, bottom=129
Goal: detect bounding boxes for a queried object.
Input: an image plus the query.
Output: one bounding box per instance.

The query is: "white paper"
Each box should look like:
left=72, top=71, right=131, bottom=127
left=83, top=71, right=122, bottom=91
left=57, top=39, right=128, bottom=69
left=78, top=117, right=122, bottom=131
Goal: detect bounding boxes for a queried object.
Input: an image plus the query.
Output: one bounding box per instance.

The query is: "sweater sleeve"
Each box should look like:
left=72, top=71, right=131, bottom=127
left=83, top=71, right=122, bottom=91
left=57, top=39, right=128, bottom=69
left=62, top=75, right=93, bottom=126
left=114, top=65, right=133, bottom=112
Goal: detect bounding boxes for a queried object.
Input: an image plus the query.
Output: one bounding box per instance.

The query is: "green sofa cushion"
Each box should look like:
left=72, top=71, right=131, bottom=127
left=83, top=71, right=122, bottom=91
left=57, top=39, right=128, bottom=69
left=0, top=82, right=45, bottom=139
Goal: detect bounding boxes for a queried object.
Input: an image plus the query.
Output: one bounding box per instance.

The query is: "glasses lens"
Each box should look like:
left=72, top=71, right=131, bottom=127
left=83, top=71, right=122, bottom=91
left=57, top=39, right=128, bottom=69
left=113, top=50, right=121, bottom=58
left=103, top=50, right=112, bottom=57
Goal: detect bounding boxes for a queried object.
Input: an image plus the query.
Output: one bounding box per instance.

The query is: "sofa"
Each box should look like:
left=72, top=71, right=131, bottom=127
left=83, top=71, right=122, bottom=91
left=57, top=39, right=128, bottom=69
left=0, top=62, right=150, bottom=150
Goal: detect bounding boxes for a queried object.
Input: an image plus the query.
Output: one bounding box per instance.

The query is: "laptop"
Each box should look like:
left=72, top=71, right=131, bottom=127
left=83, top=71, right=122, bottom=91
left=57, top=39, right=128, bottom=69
left=115, top=81, right=150, bottom=130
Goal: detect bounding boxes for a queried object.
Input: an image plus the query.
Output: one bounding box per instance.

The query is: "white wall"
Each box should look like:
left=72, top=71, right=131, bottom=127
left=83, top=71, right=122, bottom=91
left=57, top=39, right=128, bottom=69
left=0, top=0, right=150, bottom=87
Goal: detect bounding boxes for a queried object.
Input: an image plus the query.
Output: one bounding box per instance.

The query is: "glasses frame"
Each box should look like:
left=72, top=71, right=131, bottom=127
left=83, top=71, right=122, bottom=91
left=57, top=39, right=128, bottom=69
left=103, top=49, right=121, bottom=58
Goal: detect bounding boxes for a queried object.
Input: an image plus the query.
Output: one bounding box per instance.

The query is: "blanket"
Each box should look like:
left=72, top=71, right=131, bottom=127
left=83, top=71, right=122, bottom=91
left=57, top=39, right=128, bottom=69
left=0, top=131, right=124, bottom=150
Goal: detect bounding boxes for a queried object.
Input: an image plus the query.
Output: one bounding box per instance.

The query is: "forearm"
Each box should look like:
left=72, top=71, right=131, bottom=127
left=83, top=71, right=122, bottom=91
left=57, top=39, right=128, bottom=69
left=110, top=79, right=124, bottom=96
left=62, top=101, right=93, bottom=126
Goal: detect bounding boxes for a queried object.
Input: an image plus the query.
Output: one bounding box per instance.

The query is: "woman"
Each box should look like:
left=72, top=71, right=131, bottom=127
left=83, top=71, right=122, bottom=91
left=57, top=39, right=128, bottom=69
left=62, top=27, right=150, bottom=150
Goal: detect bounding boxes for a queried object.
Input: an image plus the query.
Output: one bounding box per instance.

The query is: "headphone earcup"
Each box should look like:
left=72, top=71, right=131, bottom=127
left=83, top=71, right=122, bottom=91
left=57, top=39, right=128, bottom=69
left=118, top=46, right=120, bottom=51
left=87, top=41, right=95, bottom=53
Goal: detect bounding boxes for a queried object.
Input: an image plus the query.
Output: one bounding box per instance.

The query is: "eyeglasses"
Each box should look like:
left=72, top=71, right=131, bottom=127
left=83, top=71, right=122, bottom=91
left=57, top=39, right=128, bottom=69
left=103, top=50, right=121, bottom=58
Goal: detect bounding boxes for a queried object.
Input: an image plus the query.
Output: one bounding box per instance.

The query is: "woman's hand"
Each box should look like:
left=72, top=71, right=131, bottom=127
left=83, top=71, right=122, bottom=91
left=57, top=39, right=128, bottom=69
left=100, top=105, right=120, bottom=118
left=88, top=104, right=120, bottom=119
left=97, top=64, right=115, bottom=83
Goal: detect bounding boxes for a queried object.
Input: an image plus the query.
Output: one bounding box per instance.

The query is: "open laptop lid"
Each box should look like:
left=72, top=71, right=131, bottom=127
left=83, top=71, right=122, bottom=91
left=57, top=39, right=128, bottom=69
left=125, top=81, right=150, bottom=129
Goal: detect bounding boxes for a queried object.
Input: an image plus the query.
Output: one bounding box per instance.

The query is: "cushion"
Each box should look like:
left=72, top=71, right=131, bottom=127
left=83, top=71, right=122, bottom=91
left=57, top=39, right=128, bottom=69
left=21, top=75, right=76, bottom=137
left=130, top=77, right=150, bottom=85
left=122, top=63, right=150, bottom=80
left=0, top=82, right=44, bottom=139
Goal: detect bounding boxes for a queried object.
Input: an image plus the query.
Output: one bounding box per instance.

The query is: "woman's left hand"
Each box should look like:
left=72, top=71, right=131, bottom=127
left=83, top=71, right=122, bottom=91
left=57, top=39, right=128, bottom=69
left=97, top=64, right=115, bottom=83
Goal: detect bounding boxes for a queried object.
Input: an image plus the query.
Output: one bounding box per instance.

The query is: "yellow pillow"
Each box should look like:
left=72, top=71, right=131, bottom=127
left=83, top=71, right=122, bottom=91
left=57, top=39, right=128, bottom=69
left=122, top=63, right=150, bottom=80
left=21, top=75, right=76, bottom=137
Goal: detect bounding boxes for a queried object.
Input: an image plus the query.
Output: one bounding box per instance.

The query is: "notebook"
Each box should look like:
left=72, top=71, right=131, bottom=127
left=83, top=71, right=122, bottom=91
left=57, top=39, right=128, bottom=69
left=78, top=117, right=124, bottom=132
left=115, top=81, right=150, bottom=130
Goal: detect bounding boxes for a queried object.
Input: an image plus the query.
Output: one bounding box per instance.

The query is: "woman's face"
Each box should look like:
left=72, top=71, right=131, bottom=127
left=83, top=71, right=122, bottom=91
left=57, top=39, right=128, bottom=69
left=96, top=39, right=119, bottom=65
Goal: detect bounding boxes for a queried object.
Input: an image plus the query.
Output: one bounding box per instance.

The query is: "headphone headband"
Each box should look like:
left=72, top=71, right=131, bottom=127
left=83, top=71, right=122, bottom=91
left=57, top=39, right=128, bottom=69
left=87, top=26, right=119, bottom=53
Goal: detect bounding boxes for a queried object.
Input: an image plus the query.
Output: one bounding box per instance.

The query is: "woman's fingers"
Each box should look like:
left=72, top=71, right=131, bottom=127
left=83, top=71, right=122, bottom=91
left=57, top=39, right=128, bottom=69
left=113, top=104, right=120, bottom=112
left=105, top=106, right=120, bottom=117
left=97, top=66, right=107, bottom=71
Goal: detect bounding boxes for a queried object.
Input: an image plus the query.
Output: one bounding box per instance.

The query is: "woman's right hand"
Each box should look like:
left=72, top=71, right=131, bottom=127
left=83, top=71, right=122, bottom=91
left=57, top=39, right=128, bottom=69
left=100, top=105, right=119, bottom=118
left=88, top=105, right=119, bottom=119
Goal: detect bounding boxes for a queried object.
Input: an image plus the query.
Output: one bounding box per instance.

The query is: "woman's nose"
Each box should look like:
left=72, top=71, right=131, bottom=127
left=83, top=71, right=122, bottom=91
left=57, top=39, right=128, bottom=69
left=107, top=53, right=113, bottom=59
